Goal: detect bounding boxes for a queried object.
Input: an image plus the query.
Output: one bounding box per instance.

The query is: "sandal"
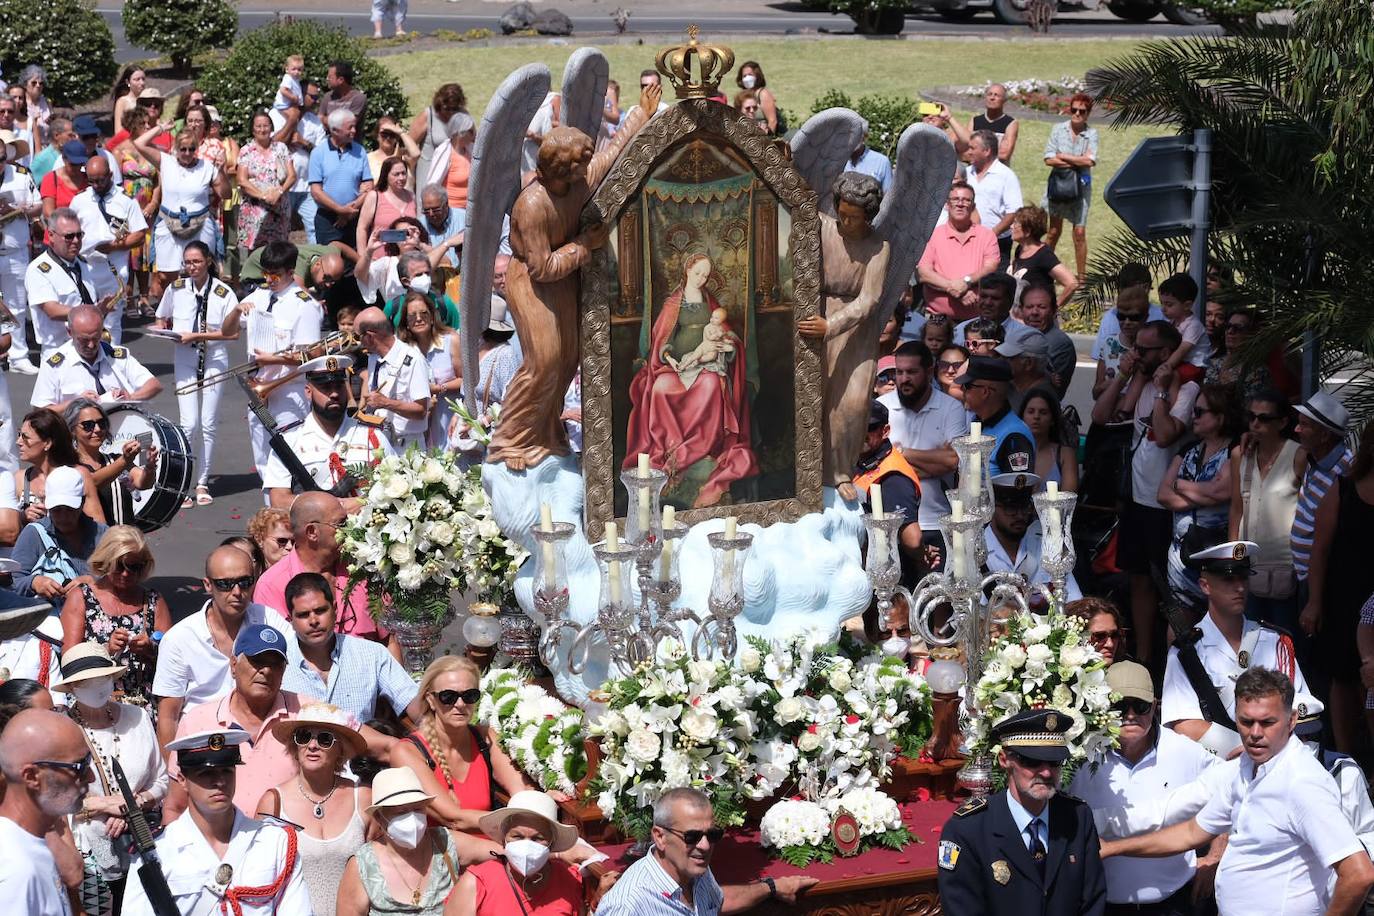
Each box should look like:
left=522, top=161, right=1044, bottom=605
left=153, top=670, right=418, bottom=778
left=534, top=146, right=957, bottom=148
left=196, top=486, right=213, bottom=506
left=181, top=496, right=194, bottom=509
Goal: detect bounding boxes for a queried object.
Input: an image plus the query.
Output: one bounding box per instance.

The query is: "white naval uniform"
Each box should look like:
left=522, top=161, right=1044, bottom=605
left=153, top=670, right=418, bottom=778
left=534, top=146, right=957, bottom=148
left=121, top=810, right=312, bottom=916
left=30, top=339, right=155, bottom=409
left=0, top=613, right=62, bottom=685
left=262, top=411, right=395, bottom=493
left=365, top=338, right=431, bottom=450
left=71, top=184, right=148, bottom=345
left=982, top=521, right=1083, bottom=602
left=241, top=283, right=324, bottom=479
left=156, top=277, right=239, bottom=485
left=1161, top=611, right=1310, bottom=743
left=24, top=249, right=102, bottom=355
left=0, top=332, right=13, bottom=470
left=0, top=162, right=40, bottom=357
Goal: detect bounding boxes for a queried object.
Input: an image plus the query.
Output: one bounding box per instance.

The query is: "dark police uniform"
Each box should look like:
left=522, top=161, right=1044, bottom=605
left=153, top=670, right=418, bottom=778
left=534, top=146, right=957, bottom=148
left=937, top=709, right=1107, bottom=915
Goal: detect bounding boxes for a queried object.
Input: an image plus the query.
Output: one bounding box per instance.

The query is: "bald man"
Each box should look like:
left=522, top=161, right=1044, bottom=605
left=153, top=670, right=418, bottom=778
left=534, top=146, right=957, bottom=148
left=356, top=305, right=430, bottom=449
left=31, top=303, right=161, bottom=411
left=0, top=709, right=93, bottom=915
left=70, top=154, right=148, bottom=345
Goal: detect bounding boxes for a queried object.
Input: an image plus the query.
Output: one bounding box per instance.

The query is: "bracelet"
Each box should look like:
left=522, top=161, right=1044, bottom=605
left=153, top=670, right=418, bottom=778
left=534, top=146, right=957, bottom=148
left=761, top=877, right=777, bottom=899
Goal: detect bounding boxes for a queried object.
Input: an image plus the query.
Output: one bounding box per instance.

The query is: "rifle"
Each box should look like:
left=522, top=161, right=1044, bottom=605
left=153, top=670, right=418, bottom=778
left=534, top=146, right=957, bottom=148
left=235, top=374, right=358, bottom=498
left=1150, top=562, right=1238, bottom=734
left=111, top=758, right=178, bottom=916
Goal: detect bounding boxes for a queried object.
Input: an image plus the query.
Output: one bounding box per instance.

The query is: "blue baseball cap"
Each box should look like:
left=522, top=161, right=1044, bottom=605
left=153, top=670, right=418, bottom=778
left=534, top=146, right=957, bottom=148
left=73, top=114, right=100, bottom=137
left=61, top=139, right=90, bottom=165
left=233, top=623, right=288, bottom=660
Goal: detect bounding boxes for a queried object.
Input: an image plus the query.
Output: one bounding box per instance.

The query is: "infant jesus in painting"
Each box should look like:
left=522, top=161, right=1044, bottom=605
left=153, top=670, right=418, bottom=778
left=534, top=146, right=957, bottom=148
left=665, top=307, right=735, bottom=388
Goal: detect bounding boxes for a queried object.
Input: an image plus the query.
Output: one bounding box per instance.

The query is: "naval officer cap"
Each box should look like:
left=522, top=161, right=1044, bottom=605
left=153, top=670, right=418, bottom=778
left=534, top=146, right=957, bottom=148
left=1293, top=691, right=1325, bottom=739
left=303, top=353, right=353, bottom=384
left=1190, top=540, right=1259, bottom=576
left=993, top=708, right=1071, bottom=763
left=991, top=471, right=1040, bottom=506
left=167, top=728, right=250, bottom=769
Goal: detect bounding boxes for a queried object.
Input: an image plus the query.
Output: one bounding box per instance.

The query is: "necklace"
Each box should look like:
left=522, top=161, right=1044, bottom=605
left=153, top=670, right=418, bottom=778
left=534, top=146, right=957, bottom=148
left=386, top=845, right=429, bottom=906
left=296, top=774, right=339, bottom=819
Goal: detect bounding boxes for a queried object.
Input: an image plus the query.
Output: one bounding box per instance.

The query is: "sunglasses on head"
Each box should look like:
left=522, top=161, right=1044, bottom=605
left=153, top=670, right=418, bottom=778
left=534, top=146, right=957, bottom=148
left=78, top=418, right=109, bottom=432
left=1113, top=699, right=1153, bottom=716
left=292, top=728, right=337, bottom=749
left=664, top=825, right=725, bottom=847
left=210, top=574, right=256, bottom=592
left=432, top=687, right=481, bottom=707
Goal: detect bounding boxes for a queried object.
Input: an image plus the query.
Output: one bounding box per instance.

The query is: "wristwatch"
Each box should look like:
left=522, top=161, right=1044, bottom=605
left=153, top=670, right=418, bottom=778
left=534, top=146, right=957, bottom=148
left=962, top=274, right=973, bottom=286
left=761, top=877, right=778, bottom=899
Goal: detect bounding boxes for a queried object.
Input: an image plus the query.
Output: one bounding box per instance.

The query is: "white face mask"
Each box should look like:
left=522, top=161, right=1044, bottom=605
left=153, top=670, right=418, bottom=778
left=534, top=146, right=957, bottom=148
left=408, top=274, right=432, bottom=295
left=741, top=74, right=757, bottom=89
left=71, top=678, right=114, bottom=708
left=385, top=811, right=427, bottom=849
left=504, top=838, right=551, bottom=875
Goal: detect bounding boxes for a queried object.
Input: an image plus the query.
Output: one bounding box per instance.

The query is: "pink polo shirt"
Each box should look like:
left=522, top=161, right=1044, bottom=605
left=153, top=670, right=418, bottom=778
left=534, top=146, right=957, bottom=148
left=170, top=690, right=311, bottom=813
left=918, top=222, right=1000, bottom=320
left=254, top=549, right=386, bottom=642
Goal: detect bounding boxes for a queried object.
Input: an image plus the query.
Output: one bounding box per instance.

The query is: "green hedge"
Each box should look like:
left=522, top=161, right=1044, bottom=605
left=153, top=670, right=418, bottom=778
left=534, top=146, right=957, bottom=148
left=123, top=0, right=238, bottom=75
left=0, top=0, right=117, bottom=106
left=810, top=89, right=923, bottom=159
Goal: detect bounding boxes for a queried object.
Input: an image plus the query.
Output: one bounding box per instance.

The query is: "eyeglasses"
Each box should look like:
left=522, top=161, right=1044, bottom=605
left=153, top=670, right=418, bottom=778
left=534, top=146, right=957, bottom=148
left=1112, top=699, right=1153, bottom=717
left=310, top=519, right=342, bottom=531
left=1088, top=629, right=1123, bottom=645
left=421, top=204, right=447, bottom=214
left=292, top=728, right=338, bottom=749
left=177, top=147, right=198, bottom=155
left=59, top=231, right=84, bottom=241
left=947, top=198, right=974, bottom=207
left=33, top=753, right=92, bottom=777
left=1225, top=322, right=1251, bottom=333
left=272, top=536, right=294, bottom=549
left=78, top=418, right=109, bottom=433
left=1116, top=312, right=1146, bottom=322
left=432, top=687, right=482, bottom=707
left=209, top=575, right=256, bottom=592
left=663, top=825, right=725, bottom=847
left=1246, top=411, right=1283, bottom=423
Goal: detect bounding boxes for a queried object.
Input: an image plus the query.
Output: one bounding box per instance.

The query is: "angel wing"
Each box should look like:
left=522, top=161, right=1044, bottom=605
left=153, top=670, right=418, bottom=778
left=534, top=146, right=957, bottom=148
left=458, top=64, right=552, bottom=413
left=559, top=48, right=610, bottom=140
left=873, top=123, right=958, bottom=312
left=789, top=108, right=866, bottom=217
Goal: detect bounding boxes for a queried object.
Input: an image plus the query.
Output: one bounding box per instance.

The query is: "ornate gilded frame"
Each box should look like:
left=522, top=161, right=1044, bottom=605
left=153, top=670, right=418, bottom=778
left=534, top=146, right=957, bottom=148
left=580, top=98, right=823, bottom=540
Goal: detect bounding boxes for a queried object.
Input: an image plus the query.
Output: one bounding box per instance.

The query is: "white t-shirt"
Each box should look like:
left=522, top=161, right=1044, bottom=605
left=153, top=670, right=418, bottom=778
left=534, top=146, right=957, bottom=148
left=274, top=73, right=302, bottom=111
left=151, top=602, right=289, bottom=708
left=0, top=816, right=71, bottom=916
left=156, top=150, right=215, bottom=214
left=1131, top=379, right=1198, bottom=508
left=1175, top=314, right=1210, bottom=367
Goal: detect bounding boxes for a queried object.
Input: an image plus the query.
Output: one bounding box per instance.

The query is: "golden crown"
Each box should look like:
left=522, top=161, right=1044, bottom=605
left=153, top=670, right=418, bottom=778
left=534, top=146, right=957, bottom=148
left=655, top=26, right=735, bottom=100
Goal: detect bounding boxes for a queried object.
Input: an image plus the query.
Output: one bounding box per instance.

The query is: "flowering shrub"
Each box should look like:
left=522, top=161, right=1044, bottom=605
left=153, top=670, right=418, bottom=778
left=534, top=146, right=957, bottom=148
left=0, top=0, right=116, bottom=105
left=480, top=668, right=588, bottom=796
left=122, top=0, right=236, bottom=75
left=956, top=78, right=1092, bottom=115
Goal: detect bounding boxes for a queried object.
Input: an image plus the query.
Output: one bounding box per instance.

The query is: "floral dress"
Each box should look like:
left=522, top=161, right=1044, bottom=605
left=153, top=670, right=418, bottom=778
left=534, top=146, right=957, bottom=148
left=81, top=583, right=160, bottom=708
left=236, top=140, right=292, bottom=251
left=117, top=148, right=157, bottom=273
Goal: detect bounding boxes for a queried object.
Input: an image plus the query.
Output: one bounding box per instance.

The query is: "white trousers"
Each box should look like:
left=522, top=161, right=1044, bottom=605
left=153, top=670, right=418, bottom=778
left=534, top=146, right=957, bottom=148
left=0, top=373, right=16, bottom=472
left=0, top=252, right=31, bottom=358
left=173, top=345, right=228, bottom=485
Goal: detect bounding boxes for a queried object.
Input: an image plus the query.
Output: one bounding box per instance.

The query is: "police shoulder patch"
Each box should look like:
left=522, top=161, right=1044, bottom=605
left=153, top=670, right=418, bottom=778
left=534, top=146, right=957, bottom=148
left=213, top=283, right=230, bottom=298
left=296, top=290, right=311, bottom=300
left=37, top=260, right=51, bottom=273
left=172, top=278, right=187, bottom=289
left=47, top=351, right=64, bottom=366
left=953, top=796, right=987, bottom=817
left=938, top=839, right=961, bottom=871
left=13, top=164, right=28, bottom=174
left=109, top=346, right=128, bottom=359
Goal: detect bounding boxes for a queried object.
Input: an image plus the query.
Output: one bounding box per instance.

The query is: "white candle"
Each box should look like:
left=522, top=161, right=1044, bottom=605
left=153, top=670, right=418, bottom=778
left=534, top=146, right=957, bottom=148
left=964, top=423, right=983, bottom=507
left=870, top=483, right=888, bottom=561
left=659, top=506, right=675, bottom=582
left=950, top=498, right=967, bottom=582
left=539, top=503, right=556, bottom=585
left=1043, top=481, right=1062, bottom=558
left=723, top=516, right=738, bottom=583
left=636, top=453, right=652, bottom=538
left=605, top=521, right=622, bottom=605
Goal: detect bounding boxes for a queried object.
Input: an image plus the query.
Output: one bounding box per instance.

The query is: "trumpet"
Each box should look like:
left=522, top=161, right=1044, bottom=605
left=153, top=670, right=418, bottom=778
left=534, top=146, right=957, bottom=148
left=176, top=330, right=360, bottom=396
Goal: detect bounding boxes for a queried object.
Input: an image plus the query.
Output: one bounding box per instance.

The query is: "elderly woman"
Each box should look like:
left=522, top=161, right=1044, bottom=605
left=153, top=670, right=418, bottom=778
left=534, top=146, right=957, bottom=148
left=18, top=65, right=51, bottom=146
left=60, top=525, right=171, bottom=709
left=336, top=767, right=499, bottom=916
left=10, top=465, right=107, bottom=603
left=248, top=507, right=294, bottom=569
left=446, top=791, right=586, bottom=916
left=14, top=409, right=106, bottom=525
left=237, top=109, right=296, bottom=253
left=391, top=657, right=536, bottom=832
left=257, top=703, right=370, bottom=916
left=64, top=399, right=156, bottom=527
left=55, top=641, right=168, bottom=916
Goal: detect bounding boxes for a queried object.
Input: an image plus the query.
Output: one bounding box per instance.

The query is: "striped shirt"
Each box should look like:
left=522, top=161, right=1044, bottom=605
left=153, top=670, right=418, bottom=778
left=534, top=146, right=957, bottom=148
left=1292, top=442, right=1352, bottom=580
left=280, top=632, right=419, bottom=724
left=595, top=849, right=725, bottom=916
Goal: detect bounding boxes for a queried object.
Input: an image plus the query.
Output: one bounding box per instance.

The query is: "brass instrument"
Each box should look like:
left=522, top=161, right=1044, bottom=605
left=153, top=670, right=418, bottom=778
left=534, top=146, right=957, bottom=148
left=175, top=330, right=360, bottom=396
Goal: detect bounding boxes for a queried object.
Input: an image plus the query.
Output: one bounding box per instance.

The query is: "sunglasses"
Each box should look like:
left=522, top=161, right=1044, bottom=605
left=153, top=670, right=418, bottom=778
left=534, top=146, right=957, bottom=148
left=1192, top=406, right=1215, bottom=418
left=292, top=728, right=338, bottom=749
left=1088, top=629, right=1123, bottom=645
left=78, top=418, right=109, bottom=432
left=272, top=536, right=294, bottom=549
left=432, top=687, right=482, bottom=707
left=210, top=575, right=256, bottom=592
left=1117, top=312, right=1147, bottom=322
left=1133, top=343, right=1164, bottom=353
left=116, top=559, right=148, bottom=575
left=1246, top=410, right=1283, bottom=423
left=1225, top=323, right=1251, bottom=332
left=59, top=231, right=84, bottom=241
left=1070, top=107, right=1090, bottom=114
left=664, top=825, right=725, bottom=847
left=1113, top=699, right=1153, bottom=716
left=34, top=753, right=92, bottom=777
left=937, top=360, right=965, bottom=372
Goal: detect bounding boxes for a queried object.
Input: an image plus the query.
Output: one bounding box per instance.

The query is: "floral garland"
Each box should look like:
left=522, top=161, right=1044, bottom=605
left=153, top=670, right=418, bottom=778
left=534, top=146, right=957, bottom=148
left=966, top=611, right=1120, bottom=772
left=759, top=787, right=913, bottom=867
left=479, top=668, right=588, bottom=797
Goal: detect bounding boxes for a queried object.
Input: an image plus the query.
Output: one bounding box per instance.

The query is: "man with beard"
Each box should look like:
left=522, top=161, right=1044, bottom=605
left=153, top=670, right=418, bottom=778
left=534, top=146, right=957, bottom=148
left=983, top=472, right=1082, bottom=601
left=0, top=708, right=92, bottom=915
left=1102, top=667, right=1374, bottom=916
left=263, top=354, right=394, bottom=509
left=123, top=728, right=313, bottom=916
left=937, top=708, right=1107, bottom=915
left=878, top=340, right=966, bottom=571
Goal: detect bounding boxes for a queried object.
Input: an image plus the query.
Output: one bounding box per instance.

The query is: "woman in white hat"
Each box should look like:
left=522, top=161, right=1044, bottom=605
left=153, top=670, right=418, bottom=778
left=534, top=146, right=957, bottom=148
left=257, top=702, right=370, bottom=916
left=55, top=640, right=168, bottom=916
left=446, top=790, right=585, bottom=916
left=336, top=766, right=499, bottom=916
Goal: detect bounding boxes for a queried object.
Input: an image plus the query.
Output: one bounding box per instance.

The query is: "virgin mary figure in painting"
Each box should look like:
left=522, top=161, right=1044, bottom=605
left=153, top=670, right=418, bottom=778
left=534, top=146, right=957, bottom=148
left=623, top=253, right=758, bottom=508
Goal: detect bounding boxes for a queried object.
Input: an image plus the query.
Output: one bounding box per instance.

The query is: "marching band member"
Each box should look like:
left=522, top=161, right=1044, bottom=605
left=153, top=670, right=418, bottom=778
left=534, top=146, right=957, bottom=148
left=31, top=304, right=161, bottom=412
left=355, top=306, right=430, bottom=452
left=263, top=354, right=394, bottom=510
left=155, top=241, right=242, bottom=508
left=122, top=728, right=313, bottom=916
left=70, top=155, right=147, bottom=345
left=240, top=240, right=324, bottom=491
left=0, top=138, right=42, bottom=375
left=25, top=207, right=118, bottom=357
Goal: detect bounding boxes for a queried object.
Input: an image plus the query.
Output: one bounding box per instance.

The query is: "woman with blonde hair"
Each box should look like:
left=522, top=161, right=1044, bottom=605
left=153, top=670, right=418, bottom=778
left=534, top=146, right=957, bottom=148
left=59, top=525, right=172, bottom=709
left=390, top=657, right=536, bottom=831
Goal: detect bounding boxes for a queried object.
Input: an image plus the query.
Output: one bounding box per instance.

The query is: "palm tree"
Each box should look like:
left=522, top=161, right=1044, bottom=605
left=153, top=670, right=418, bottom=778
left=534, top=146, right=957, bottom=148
left=1081, top=1, right=1374, bottom=422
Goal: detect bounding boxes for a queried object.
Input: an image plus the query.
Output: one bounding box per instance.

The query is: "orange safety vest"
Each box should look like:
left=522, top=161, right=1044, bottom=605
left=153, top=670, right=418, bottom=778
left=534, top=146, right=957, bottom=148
left=853, top=446, right=922, bottom=501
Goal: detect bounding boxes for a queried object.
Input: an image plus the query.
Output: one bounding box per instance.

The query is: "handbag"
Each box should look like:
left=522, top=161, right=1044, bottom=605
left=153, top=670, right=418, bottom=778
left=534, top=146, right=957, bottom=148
left=1047, top=166, right=1081, bottom=202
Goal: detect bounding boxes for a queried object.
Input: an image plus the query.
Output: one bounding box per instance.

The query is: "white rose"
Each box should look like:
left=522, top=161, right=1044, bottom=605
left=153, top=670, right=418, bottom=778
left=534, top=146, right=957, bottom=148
left=429, top=521, right=456, bottom=547
left=1025, top=643, right=1054, bottom=666
left=420, top=458, right=445, bottom=483
left=383, top=475, right=412, bottom=500
left=388, top=542, right=415, bottom=565
left=688, top=660, right=717, bottom=685
left=798, top=731, right=822, bottom=752
left=1000, top=644, right=1028, bottom=669
left=776, top=696, right=805, bottom=724
left=625, top=729, right=661, bottom=764
left=1060, top=644, right=1092, bottom=671
left=738, top=646, right=762, bottom=673
left=680, top=708, right=718, bottom=742
left=828, top=669, right=852, bottom=692
left=1024, top=622, right=1053, bottom=643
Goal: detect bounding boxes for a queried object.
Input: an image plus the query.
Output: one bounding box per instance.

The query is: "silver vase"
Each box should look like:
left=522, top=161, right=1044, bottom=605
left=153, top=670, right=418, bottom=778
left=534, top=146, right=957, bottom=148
left=384, top=608, right=457, bottom=675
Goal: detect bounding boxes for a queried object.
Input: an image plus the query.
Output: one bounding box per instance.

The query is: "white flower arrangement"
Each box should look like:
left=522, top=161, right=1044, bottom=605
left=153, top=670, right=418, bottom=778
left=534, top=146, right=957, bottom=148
left=759, top=786, right=911, bottom=867
left=955, top=77, right=1089, bottom=98
left=479, top=668, right=588, bottom=796
left=967, top=612, right=1121, bottom=772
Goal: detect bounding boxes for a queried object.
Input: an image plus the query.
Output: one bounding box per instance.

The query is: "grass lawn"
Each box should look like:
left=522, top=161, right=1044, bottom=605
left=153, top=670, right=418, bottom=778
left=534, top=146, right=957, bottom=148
left=384, top=37, right=1164, bottom=325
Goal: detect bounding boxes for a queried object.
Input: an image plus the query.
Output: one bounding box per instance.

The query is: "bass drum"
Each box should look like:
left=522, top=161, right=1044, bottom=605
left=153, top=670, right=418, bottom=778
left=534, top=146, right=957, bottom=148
left=105, top=405, right=195, bottom=532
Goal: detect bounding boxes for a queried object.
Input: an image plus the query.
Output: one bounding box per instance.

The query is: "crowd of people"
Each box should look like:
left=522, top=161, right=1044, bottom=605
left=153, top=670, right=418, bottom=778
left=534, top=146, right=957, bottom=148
left=0, top=48, right=1366, bottom=916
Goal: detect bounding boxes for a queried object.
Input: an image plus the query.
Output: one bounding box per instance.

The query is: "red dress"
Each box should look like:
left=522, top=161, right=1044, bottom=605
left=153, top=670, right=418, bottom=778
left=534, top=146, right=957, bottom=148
left=467, top=858, right=582, bottom=916
left=408, top=729, right=493, bottom=815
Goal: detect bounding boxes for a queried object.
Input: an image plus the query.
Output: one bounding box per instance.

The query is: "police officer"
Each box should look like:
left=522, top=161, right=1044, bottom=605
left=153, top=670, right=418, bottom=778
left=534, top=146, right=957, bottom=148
left=31, top=304, right=161, bottom=411
left=955, top=355, right=1034, bottom=476
left=937, top=708, right=1107, bottom=915
left=263, top=354, right=394, bottom=510
left=984, top=472, right=1083, bottom=602
left=1160, top=540, right=1312, bottom=756
left=122, top=728, right=313, bottom=916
